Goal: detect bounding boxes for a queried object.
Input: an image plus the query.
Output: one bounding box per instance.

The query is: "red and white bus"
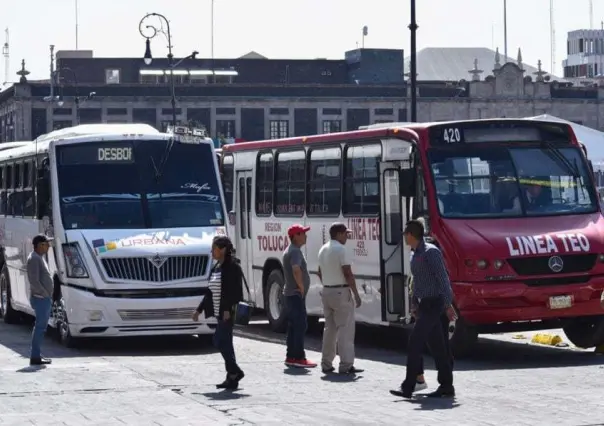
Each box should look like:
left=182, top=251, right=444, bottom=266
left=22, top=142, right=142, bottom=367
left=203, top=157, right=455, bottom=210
left=220, top=118, right=604, bottom=355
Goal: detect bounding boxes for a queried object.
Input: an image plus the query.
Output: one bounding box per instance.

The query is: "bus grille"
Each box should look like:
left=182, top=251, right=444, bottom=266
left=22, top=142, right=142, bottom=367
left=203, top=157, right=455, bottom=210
left=101, top=255, right=209, bottom=282
left=507, top=254, right=597, bottom=276
left=117, top=308, right=194, bottom=321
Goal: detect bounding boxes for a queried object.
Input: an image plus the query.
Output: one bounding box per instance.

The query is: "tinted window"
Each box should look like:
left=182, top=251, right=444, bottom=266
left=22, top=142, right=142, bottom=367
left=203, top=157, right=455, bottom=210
left=308, top=147, right=341, bottom=215
left=57, top=141, right=224, bottom=229
left=222, top=154, right=234, bottom=213
left=275, top=150, right=305, bottom=216
left=343, top=144, right=380, bottom=215
left=256, top=151, right=274, bottom=216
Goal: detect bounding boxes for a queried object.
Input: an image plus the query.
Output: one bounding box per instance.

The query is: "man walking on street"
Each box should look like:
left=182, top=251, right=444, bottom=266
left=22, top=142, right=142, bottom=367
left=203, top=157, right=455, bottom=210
left=317, top=223, right=363, bottom=375
left=391, top=219, right=457, bottom=398
left=27, top=234, right=54, bottom=366
left=283, top=224, right=317, bottom=368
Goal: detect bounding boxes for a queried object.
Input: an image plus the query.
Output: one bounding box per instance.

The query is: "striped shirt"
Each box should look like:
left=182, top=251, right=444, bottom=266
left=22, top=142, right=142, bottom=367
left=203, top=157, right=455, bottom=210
left=208, top=264, right=222, bottom=318
left=410, top=241, right=453, bottom=306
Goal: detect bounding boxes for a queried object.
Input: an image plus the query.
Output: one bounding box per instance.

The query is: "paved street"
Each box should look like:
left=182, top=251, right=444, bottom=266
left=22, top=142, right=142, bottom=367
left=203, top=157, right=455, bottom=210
left=0, top=319, right=603, bottom=426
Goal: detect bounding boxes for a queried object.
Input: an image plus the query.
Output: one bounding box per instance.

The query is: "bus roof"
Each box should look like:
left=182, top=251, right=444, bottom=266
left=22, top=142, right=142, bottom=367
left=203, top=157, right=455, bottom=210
left=0, top=141, right=33, bottom=151
left=222, top=118, right=577, bottom=153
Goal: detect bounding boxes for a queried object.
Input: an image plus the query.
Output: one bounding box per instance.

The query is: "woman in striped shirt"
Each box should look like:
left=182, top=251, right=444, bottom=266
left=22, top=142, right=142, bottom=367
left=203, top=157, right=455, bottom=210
left=192, top=236, right=245, bottom=390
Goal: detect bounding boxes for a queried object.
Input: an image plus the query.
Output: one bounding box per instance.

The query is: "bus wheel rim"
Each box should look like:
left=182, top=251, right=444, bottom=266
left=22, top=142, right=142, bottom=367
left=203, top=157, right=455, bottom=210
left=0, top=278, right=7, bottom=315
left=269, top=283, right=282, bottom=320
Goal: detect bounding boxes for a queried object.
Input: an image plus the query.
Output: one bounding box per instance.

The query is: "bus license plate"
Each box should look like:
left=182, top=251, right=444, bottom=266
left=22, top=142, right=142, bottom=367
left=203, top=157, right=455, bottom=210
left=548, top=295, right=573, bottom=310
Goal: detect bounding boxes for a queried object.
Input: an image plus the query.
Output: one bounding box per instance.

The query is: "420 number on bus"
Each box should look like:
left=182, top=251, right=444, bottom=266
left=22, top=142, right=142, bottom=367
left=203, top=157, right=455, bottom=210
left=442, top=127, right=462, bottom=143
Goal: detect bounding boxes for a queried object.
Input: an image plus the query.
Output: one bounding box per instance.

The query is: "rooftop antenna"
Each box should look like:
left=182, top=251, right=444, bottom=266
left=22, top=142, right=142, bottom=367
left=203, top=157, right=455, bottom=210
left=75, top=0, right=79, bottom=49
left=589, top=0, right=593, bottom=29
left=550, top=0, right=555, bottom=74
left=2, top=28, right=9, bottom=86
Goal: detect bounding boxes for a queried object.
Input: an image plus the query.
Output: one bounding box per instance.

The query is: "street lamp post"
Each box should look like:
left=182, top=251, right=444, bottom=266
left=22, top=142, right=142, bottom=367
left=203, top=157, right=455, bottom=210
left=409, top=0, right=418, bottom=122
left=54, top=67, right=95, bottom=124
left=139, top=13, right=199, bottom=129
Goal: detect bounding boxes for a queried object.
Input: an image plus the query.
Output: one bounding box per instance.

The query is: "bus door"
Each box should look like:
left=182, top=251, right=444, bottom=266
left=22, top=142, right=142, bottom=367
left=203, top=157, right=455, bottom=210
left=235, top=170, right=254, bottom=301
left=378, top=162, right=413, bottom=323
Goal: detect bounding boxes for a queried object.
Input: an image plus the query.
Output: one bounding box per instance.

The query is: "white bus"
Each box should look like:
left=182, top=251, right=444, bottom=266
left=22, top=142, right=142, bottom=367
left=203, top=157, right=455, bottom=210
left=0, top=123, right=226, bottom=346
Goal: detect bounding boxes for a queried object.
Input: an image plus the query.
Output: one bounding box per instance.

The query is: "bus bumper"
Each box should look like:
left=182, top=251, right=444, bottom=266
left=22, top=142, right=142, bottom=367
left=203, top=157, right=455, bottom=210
left=61, top=285, right=217, bottom=338
left=453, top=278, right=604, bottom=325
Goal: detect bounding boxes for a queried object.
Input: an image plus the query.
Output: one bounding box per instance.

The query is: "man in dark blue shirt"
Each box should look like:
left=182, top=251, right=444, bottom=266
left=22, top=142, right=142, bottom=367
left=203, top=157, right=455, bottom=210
left=393, top=219, right=457, bottom=399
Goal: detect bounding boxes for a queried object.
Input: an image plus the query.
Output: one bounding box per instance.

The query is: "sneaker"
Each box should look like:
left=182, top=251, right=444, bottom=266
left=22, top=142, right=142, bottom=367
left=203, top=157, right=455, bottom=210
left=291, top=359, right=317, bottom=368
left=30, top=357, right=52, bottom=366
left=322, top=366, right=335, bottom=374
left=284, top=358, right=297, bottom=367
left=415, top=380, right=428, bottom=391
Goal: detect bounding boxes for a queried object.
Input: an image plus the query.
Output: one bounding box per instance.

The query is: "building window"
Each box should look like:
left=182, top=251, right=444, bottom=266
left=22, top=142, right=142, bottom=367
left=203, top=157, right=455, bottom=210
left=216, top=120, right=236, bottom=138
left=255, top=151, right=274, bottom=216
left=275, top=150, right=305, bottom=216
left=343, top=144, right=381, bottom=215
left=269, top=120, right=289, bottom=139
left=322, top=120, right=341, bottom=134
left=105, top=69, right=120, bottom=84
left=307, top=147, right=341, bottom=216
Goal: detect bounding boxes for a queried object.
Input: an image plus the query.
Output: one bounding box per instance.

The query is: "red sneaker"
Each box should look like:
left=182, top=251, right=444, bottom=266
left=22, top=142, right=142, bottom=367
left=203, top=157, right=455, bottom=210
left=284, top=358, right=297, bottom=367
left=292, top=359, right=317, bottom=368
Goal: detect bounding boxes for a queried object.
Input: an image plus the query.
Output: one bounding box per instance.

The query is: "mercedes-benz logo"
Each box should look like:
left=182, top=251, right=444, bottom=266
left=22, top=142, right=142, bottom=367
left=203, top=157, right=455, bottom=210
left=548, top=255, right=564, bottom=273
left=149, top=253, right=168, bottom=269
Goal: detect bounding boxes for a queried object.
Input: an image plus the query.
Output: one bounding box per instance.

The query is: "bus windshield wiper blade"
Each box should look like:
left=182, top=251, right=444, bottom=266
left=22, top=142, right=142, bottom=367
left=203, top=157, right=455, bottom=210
left=543, top=142, right=580, bottom=177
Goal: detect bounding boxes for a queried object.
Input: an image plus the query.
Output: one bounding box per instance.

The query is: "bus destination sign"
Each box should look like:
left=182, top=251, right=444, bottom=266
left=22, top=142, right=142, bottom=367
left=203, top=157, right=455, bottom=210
left=59, top=143, right=135, bottom=165
left=429, top=121, right=573, bottom=146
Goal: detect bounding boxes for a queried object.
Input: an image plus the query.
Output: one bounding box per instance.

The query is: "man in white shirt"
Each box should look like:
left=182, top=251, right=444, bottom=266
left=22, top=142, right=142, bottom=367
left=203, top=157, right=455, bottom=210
left=318, top=222, right=363, bottom=375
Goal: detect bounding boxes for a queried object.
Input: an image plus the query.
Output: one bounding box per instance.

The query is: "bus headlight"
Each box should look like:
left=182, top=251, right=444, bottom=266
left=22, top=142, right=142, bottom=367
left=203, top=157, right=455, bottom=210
left=62, top=243, right=89, bottom=278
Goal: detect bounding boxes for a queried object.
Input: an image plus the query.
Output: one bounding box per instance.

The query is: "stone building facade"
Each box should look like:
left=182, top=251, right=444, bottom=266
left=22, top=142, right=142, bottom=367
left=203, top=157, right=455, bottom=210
left=0, top=47, right=603, bottom=143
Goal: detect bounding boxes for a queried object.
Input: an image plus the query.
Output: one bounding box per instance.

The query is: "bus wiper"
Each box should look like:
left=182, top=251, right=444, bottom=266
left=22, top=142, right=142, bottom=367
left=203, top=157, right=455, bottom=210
left=543, top=142, right=580, bottom=178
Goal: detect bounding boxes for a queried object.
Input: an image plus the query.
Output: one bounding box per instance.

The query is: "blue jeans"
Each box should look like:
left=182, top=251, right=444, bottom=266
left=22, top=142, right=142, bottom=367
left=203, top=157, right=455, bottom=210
left=213, top=319, right=242, bottom=375
left=286, top=295, right=307, bottom=360
left=30, top=296, right=52, bottom=359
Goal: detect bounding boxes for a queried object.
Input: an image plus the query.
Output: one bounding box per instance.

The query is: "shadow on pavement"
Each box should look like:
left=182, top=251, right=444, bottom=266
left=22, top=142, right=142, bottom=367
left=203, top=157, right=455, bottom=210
left=0, top=322, right=218, bottom=359
left=235, top=321, right=604, bottom=371
left=194, top=390, right=251, bottom=400
left=399, top=396, right=461, bottom=411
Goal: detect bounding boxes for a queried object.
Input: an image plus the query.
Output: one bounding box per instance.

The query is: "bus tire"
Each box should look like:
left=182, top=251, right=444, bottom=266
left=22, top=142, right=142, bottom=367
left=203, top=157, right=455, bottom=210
left=0, top=265, right=19, bottom=324
left=563, top=316, right=604, bottom=349
left=265, top=269, right=287, bottom=333
left=449, top=315, right=478, bottom=359
left=53, top=297, right=80, bottom=349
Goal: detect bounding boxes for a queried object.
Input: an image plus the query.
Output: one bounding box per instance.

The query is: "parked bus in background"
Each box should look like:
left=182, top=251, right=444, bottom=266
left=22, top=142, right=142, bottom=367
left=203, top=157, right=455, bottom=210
left=220, top=118, right=604, bottom=356
left=0, top=123, right=226, bottom=347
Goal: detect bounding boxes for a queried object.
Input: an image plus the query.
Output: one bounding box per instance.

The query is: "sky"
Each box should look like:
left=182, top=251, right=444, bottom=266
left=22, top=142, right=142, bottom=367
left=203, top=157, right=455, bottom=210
left=2, top=0, right=604, bottom=81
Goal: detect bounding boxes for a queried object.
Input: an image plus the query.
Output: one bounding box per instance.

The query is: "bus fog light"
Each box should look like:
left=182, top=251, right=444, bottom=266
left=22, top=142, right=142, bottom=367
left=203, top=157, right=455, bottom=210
left=493, top=259, right=504, bottom=270
left=598, top=254, right=604, bottom=263
left=88, top=310, right=103, bottom=321
left=72, top=266, right=86, bottom=276
left=476, top=259, right=488, bottom=269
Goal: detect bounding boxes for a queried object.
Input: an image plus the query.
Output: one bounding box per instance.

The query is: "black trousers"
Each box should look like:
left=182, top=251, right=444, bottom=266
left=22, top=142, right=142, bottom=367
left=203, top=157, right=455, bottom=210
left=418, top=311, right=454, bottom=375
left=402, top=297, right=453, bottom=392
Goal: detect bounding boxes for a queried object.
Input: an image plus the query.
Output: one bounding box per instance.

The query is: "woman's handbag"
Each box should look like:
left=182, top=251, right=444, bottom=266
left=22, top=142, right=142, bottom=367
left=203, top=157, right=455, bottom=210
left=234, top=273, right=254, bottom=326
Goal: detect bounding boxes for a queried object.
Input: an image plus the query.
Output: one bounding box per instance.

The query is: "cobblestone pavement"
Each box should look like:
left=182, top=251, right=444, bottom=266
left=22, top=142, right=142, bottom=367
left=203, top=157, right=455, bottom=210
left=0, top=319, right=603, bottom=426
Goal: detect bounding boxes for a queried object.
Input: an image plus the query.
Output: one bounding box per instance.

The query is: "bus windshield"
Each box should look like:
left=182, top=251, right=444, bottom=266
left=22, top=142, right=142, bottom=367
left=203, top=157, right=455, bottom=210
left=56, top=140, right=224, bottom=229
left=428, top=145, right=598, bottom=218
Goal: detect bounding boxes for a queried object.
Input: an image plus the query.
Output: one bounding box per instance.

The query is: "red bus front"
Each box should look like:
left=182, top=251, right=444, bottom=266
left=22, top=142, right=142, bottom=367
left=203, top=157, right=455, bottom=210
left=413, top=119, right=604, bottom=350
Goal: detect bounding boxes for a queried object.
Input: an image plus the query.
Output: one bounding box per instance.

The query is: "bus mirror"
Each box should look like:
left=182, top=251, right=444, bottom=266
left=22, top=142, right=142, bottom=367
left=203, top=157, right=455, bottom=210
left=399, top=169, right=416, bottom=198
left=36, top=176, right=50, bottom=216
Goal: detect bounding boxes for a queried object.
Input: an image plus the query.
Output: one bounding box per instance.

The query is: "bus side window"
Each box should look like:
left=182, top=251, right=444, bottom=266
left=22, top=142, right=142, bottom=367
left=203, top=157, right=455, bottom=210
left=414, top=152, right=428, bottom=217
left=36, top=159, right=51, bottom=220
left=0, top=165, right=5, bottom=215
left=221, top=154, right=234, bottom=213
